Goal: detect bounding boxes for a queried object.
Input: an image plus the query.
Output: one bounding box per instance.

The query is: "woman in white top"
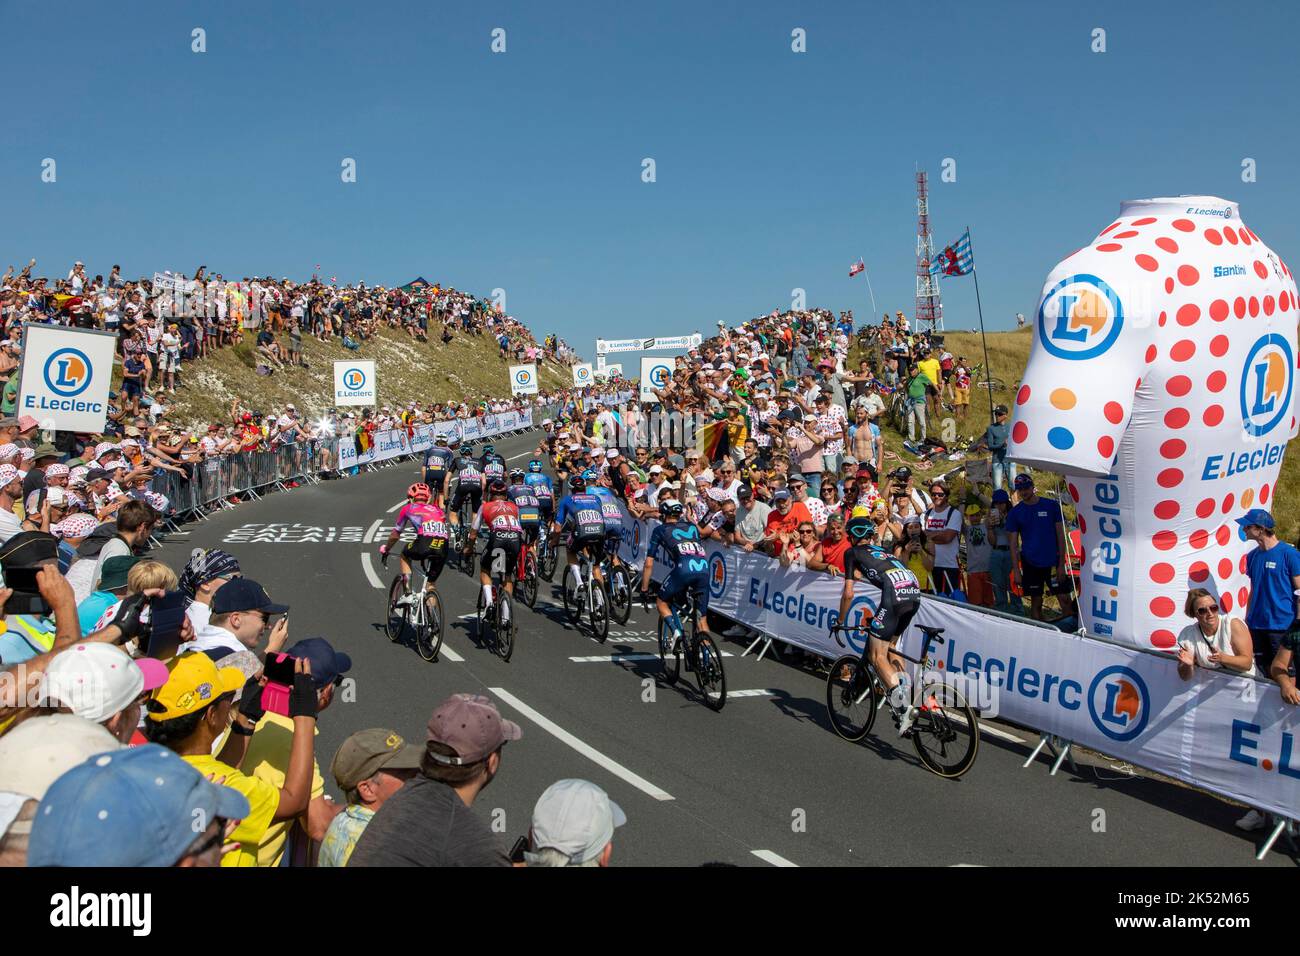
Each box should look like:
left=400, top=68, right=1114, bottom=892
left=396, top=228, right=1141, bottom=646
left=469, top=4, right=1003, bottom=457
left=1176, top=588, right=1257, bottom=680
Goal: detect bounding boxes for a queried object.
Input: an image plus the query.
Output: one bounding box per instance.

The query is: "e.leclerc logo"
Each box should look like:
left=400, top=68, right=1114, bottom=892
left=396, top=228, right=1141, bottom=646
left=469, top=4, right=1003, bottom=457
left=342, top=367, right=366, bottom=391
left=576, top=367, right=590, bottom=382
left=514, top=368, right=532, bottom=386
left=1086, top=665, right=1150, bottom=742
left=835, top=595, right=877, bottom=654
left=648, top=364, right=671, bottom=389
left=708, top=552, right=727, bottom=600
left=44, top=348, right=93, bottom=397
left=1037, top=274, right=1124, bottom=361
left=1239, top=334, right=1293, bottom=438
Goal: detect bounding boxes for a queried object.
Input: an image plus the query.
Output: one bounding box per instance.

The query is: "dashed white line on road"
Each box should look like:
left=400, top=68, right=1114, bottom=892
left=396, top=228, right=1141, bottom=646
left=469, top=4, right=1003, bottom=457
left=439, top=644, right=465, bottom=663
left=506, top=450, right=536, bottom=461
left=727, top=689, right=775, bottom=699
left=386, top=500, right=406, bottom=513
left=569, top=651, right=736, bottom=663
left=360, top=552, right=385, bottom=589
left=751, top=850, right=798, bottom=867
left=488, top=687, right=675, bottom=802
left=364, top=519, right=382, bottom=543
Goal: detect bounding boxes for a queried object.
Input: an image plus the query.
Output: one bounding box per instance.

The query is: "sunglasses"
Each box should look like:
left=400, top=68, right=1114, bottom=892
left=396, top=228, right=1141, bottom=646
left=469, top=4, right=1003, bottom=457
left=1195, top=604, right=1219, bottom=616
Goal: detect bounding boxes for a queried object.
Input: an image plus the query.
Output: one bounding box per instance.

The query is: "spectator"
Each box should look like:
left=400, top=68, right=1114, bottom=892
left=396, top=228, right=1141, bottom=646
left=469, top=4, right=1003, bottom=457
left=1176, top=589, right=1256, bottom=680
left=319, top=728, right=423, bottom=868
left=41, top=642, right=168, bottom=743
left=26, top=744, right=248, bottom=867
left=761, top=489, right=811, bottom=558
left=974, top=405, right=1017, bottom=490
left=347, top=693, right=521, bottom=867
left=1237, top=508, right=1300, bottom=673
left=896, top=516, right=934, bottom=592
left=1005, top=474, right=1074, bottom=622
left=808, top=511, right=850, bottom=576
left=523, top=779, right=626, bottom=868
left=184, top=577, right=290, bottom=662
left=75, top=554, right=142, bottom=638
left=734, top=483, right=770, bottom=550
left=963, top=502, right=994, bottom=608
left=986, top=488, right=1021, bottom=613
left=923, top=481, right=963, bottom=595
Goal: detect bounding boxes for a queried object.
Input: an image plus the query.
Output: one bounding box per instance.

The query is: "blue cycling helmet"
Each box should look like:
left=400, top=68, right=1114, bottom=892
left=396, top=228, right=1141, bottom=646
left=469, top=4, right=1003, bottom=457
left=483, top=444, right=496, bottom=455
left=569, top=475, right=586, bottom=491
left=528, top=460, right=543, bottom=473
left=582, top=468, right=598, bottom=482
left=659, top=499, right=684, bottom=519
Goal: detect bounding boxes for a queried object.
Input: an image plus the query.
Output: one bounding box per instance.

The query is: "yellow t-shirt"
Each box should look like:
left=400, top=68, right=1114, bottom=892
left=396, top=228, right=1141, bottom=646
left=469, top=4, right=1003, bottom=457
left=182, top=753, right=279, bottom=867
left=906, top=551, right=935, bottom=592
left=242, top=711, right=324, bottom=867
left=917, top=358, right=942, bottom=388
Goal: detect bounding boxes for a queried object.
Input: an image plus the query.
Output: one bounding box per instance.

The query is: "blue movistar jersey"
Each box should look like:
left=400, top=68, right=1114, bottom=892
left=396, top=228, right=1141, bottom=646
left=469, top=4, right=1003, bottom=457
left=523, top=472, right=554, bottom=503
left=647, top=520, right=708, bottom=573
left=587, top=485, right=623, bottom=533
left=555, top=493, right=606, bottom=537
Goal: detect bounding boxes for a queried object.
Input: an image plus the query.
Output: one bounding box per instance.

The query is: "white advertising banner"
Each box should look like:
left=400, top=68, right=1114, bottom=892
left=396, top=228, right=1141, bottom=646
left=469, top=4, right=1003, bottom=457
left=1009, top=196, right=1299, bottom=651
left=333, top=361, right=377, bottom=407
left=604, top=363, right=623, bottom=378
left=640, top=356, right=673, bottom=403
left=651, top=333, right=702, bottom=350
left=595, top=338, right=644, bottom=354
left=572, top=363, right=594, bottom=387
left=610, top=501, right=1300, bottom=822
left=337, top=409, right=534, bottom=469
left=17, top=325, right=117, bottom=433
left=510, top=364, right=538, bottom=396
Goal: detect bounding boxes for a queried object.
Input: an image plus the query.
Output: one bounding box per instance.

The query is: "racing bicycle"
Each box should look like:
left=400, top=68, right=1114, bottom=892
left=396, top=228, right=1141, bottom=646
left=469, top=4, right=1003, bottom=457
left=476, top=543, right=517, bottom=662
left=598, top=546, right=634, bottom=625
left=654, top=584, right=726, bottom=711
left=382, top=551, right=445, bottom=663
left=825, top=623, right=979, bottom=778
left=517, top=533, right=539, bottom=610
left=536, top=520, right=559, bottom=582
left=562, top=549, right=610, bottom=642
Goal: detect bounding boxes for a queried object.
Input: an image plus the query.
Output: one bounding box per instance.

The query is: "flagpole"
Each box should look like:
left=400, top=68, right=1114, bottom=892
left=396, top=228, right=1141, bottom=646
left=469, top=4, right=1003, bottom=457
left=967, top=226, right=997, bottom=432
left=862, top=267, right=879, bottom=314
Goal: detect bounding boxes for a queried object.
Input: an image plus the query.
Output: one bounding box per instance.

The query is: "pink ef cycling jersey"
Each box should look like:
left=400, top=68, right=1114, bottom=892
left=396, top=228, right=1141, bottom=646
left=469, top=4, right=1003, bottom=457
left=1009, top=196, right=1299, bottom=651
left=394, top=502, right=449, bottom=540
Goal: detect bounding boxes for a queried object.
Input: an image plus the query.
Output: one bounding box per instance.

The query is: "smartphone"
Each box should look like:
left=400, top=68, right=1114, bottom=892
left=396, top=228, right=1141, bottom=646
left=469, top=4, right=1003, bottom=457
left=509, top=835, right=529, bottom=864
left=262, top=652, right=296, bottom=686
left=145, top=590, right=187, bottom=660
left=2, top=566, right=51, bottom=616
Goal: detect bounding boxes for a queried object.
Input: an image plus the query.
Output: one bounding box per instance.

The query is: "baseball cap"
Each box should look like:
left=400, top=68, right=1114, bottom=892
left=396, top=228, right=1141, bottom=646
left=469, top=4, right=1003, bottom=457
left=737, top=482, right=753, bottom=498
left=1013, top=473, right=1035, bottom=489
left=1235, top=508, right=1275, bottom=531
left=146, top=652, right=245, bottom=722
left=0, top=530, right=58, bottom=571
left=98, top=554, right=142, bottom=592
left=26, top=744, right=250, bottom=867
left=0, top=714, right=121, bottom=799
left=425, top=693, right=522, bottom=766
left=84, top=467, right=111, bottom=482
left=285, top=637, right=352, bottom=689
left=648, top=465, right=662, bottom=474
left=889, top=465, right=912, bottom=480
left=994, top=404, right=1009, bottom=416
left=43, top=643, right=168, bottom=722
left=772, top=489, right=792, bottom=501
left=331, top=728, right=423, bottom=796
left=528, top=779, right=627, bottom=865
left=991, top=489, right=1011, bottom=504
left=210, top=577, right=288, bottom=616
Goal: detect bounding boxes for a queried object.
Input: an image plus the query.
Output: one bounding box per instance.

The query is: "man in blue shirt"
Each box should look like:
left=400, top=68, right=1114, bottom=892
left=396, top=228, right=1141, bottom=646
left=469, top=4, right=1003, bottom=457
left=1238, top=508, right=1300, bottom=672
left=1004, top=473, right=1074, bottom=622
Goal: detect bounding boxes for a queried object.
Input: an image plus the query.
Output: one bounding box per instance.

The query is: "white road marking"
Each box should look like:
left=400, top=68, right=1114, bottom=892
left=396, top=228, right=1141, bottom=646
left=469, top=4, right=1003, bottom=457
left=506, top=450, right=536, bottom=461
left=970, top=719, right=1023, bottom=745
left=569, top=651, right=735, bottom=663
left=360, top=552, right=385, bottom=589
left=487, top=687, right=675, bottom=802
left=386, top=500, right=406, bottom=513
left=727, top=689, right=775, bottom=699
left=751, top=850, right=798, bottom=867
left=364, top=519, right=382, bottom=543
left=439, top=644, right=465, bottom=662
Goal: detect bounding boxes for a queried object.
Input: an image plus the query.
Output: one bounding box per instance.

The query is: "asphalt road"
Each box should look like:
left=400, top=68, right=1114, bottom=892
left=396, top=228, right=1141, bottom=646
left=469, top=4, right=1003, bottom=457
left=153, top=430, right=1292, bottom=867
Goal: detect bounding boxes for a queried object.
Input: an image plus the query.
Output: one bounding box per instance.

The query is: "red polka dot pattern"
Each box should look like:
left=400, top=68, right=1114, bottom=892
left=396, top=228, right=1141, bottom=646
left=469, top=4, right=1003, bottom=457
left=1151, top=630, right=1177, bottom=650
left=1012, top=421, right=1028, bottom=443
left=1150, top=563, right=1174, bottom=584
left=1154, top=500, right=1179, bottom=520
left=1164, top=407, right=1188, bottom=429
left=1150, top=597, right=1175, bottom=618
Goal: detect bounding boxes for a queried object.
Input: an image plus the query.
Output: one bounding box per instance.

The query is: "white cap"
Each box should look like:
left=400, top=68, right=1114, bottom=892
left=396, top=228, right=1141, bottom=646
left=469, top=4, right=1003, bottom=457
left=591, top=448, right=606, bottom=457
left=527, top=779, right=626, bottom=864
left=43, top=644, right=169, bottom=722
left=0, top=714, right=121, bottom=799
left=649, top=465, right=662, bottom=474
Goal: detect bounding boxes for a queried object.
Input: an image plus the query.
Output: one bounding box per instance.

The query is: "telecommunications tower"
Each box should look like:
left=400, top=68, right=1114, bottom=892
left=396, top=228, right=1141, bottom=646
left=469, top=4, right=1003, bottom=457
left=914, top=170, right=943, bottom=332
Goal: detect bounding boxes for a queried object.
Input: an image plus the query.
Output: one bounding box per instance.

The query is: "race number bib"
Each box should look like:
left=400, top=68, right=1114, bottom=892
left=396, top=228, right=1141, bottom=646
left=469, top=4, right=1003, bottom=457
left=421, top=520, right=448, bottom=539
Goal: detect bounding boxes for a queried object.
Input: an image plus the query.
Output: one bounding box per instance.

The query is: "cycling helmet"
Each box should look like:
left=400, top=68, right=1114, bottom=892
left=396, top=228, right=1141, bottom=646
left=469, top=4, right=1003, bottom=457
left=569, top=475, right=586, bottom=491
left=509, top=468, right=525, bottom=481
left=463, top=443, right=475, bottom=454
left=581, top=468, right=599, bottom=482
left=659, top=499, right=685, bottom=520
left=408, top=482, right=432, bottom=503
left=527, top=459, right=543, bottom=473
left=483, top=444, right=496, bottom=455
left=846, top=515, right=875, bottom=541
left=434, top=435, right=447, bottom=445
left=488, top=478, right=509, bottom=496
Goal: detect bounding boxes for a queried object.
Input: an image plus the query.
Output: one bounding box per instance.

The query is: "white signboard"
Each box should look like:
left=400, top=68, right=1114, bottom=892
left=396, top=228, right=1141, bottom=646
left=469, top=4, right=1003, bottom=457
left=639, top=356, right=672, bottom=403
left=510, top=363, right=538, bottom=396
left=572, top=363, right=594, bottom=387
left=333, top=360, right=377, bottom=407
left=604, top=363, right=623, bottom=378
left=650, top=334, right=702, bottom=350
left=18, top=325, right=117, bottom=432
left=595, top=338, right=644, bottom=354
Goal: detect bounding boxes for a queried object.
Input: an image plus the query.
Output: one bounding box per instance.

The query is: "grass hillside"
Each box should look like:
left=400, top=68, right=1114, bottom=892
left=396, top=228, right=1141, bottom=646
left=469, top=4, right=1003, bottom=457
left=127, top=329, right=573, bottom=429
left=856, top=328, right=1300, bottom=542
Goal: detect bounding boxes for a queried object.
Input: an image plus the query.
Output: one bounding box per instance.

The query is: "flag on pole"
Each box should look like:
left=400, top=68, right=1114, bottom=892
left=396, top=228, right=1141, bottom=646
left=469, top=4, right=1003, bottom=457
left=849, top=258, right=865, bottom=278
left=930, top=230, right=974, bottom=277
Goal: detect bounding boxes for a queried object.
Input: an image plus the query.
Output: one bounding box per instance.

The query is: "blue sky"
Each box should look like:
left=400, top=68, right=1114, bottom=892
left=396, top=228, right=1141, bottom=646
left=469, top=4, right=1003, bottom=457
left=2, top=0, right=1296, bottom=364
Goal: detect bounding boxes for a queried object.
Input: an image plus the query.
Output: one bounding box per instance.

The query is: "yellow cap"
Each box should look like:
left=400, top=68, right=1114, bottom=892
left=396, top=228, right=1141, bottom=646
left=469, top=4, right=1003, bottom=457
left=849, top=504, right=873, bottom=520
left=147, top=652, right=244, bottom=721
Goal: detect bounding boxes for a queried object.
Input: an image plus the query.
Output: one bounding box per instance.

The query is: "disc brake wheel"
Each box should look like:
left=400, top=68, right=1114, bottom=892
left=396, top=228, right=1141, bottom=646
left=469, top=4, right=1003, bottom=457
left=658, top=617, right=680, bottom=685
left=825, top=655, right=879, bottom=742
left=562, top=569, right=582, bottom=624
left=385, top=575, right=407, bottom=643
left=521, top=555, right=538, bottom=609
left=416, top=589, right=444, bottom=662
left=694, top=633, right=727, bottom=711
left=496, top=593, right=515, bottom=662
left=540, top=539, right=557, bottom=581
left=590, top=579, right=609, bottom=643
left=609, top=565, right=632, bottom=625
left=911, top=681, right=980, bottom=778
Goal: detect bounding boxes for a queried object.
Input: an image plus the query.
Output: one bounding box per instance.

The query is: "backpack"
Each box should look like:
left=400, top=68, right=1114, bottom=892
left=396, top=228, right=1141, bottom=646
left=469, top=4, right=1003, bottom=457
left=76, top=523, right=123, bottom=560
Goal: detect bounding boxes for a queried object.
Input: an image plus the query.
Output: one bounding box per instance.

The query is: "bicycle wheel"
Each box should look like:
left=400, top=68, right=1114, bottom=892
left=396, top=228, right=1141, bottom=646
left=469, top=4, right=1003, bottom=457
left=694, top=633, right=727, bottom=711
left=385, top=575, right=408, bottom=643
left=416, top=588, right=444, bottom=662
left=657, top=616, right=680, bottom=685
left=589, top=579, right=609, bottom=643
left=476, top=587, right=491, bottom=646
left=608, top=564, right=632, bottom=625
left=825, top=655, right=879, bottom=742
left=496, top=592, right=516, bottom=661
left=562, top=567, right=582, bottom=624
left=911, top=681, right=981, bottom=778
left=520, top=553, right=538, bottom=609
left=540, top=535, right=558, bottom=581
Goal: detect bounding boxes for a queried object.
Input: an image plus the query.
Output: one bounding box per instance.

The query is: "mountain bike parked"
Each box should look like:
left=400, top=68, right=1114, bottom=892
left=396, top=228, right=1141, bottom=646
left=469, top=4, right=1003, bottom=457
left=825, top=623, right=979, bottom=778
left=382, top=552, right=444, bottom=662
left=562, top=551, right=609, bottom=642
left=655, top=586, right=725, bottom=711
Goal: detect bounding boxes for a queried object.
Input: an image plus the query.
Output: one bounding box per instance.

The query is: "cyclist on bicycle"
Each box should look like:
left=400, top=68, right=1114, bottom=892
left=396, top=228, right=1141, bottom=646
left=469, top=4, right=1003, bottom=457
left=479, top=443, right=506, bottom=483
left=587, top=468, right=628, bottom=572
left=639, top=499, right=712, bottom=646
left=524, top=459, right=555, bottom=527
left=552, top=473, right=607, bottom=593
left=507, top=468, right=542, bottom=545
left=839, top=515, right=923, bottom=734
left=469, top=479, right=523, bottom=621
left=423, top=435, right=455, bottom=505
left=449, top=441, right=485, bottom=532
left=380, top=483, right=449, bottom=606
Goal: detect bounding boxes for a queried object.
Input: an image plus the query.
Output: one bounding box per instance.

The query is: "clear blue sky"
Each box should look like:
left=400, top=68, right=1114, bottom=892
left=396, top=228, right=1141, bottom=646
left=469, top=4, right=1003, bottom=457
left=2, top=0, right=1296, bottom=362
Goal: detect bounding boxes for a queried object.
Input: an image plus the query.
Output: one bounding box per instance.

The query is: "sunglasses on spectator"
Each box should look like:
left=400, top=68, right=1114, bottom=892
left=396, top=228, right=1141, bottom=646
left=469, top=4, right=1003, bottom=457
left=1195, top=604, right=1219, bottom=616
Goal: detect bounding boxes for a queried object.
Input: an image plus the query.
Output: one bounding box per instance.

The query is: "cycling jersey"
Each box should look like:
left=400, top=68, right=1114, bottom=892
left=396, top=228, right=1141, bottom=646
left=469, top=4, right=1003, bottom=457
left=452, top=453, right=483, bottom=484
left=844, top=544, right=921, bottom=645
left=587, top=485, right=624, bottom=534
left=555, top=493, right=606, bottom=540
left=648, top=521, right=711, bottom=613
left=449, top=454, right=485, bottom=516
left=474, top=499, right=523, bottom=579
left=479, top=453, right=506, bottom=481
left=507, top=483, right=541, bottom=523
left=524, top=472, right=554, bottom=506
left=394, top=502, right=450, bottom=542
left=424, top=446, right=454, bottom=475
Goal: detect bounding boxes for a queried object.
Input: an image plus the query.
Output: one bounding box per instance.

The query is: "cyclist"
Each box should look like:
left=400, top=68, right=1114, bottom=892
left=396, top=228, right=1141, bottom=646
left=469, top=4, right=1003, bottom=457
left=639, top=499, right=712, bottom=649
left=587, top=468, right=629, bottom=575
left=449, top=441, right=484, bottom=532
left=479, top=443, right=506, bottom=483
left=838, top=515, right=923, bottom=735
left=423, top=435, right=455, bottom=506
left=523, top=459, right=555, bottom=526
left=469, top=478, right=523, bottom=621
left=379, top=483, right=449, bottom=606
left=552, top=473, right=607, bottom=594
left=506, top=468, right=542, bottom=546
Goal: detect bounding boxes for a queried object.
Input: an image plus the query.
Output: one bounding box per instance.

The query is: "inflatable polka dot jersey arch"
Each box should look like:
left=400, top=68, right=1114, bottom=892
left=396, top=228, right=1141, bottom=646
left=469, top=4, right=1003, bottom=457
left=1008, top=197, right=1299, bottom=651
